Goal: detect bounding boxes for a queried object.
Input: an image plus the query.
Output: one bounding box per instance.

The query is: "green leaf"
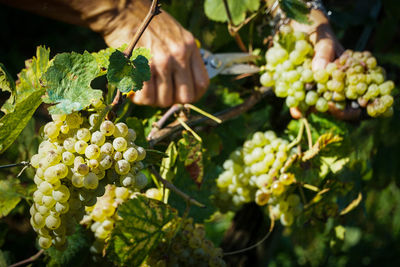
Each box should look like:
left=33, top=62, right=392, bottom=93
left=0, top=89, right=44, bottom=153
left=91, top=47, right=116, bottom=76
left=204, top=0, right=260, bottom=25
left=131, top=47, right=152, bottom=61
left=279, top=0, right=311, bottom=24
left=47, top=224, right=92, bottom=267
left=106, top=196, right=177, bottom=266
left=178, top=131, right=204, bottom=186
left=0, top=63, right=16, bottom=111
left=1, top=46, right=49, bottom=115
left=0, top=180, right=23, bottom=218
left=107, top=50, right=150, bottom=93
left=43, top=51, right=102, bottom=114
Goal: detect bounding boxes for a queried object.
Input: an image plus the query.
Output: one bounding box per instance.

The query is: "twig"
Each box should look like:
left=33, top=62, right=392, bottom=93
left=302, top=118, right=313, bottom=150
left=287, top=119, right=305, bottom=150
left=222, top=0, right=247, bottom=52
left=184, top=104, right=222, bottom=124
left=147, top=104, right=183, bottom=141
left=150, top=167, right=205, bottom=208
left=8, top=249, right=44, bottom=267
left=148, top=86, right=274, bottom=146
left=123, top=0, right=161, bottom=58
left=176, top=117, right=202, bottom=142
left=0, top=161, right=30, bottom=170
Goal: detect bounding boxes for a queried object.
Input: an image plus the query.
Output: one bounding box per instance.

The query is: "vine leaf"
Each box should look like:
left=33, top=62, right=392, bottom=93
left=279, top=0, right=311, bottom=25
left=204, top=0, right=260, bottom=25
left=42, top=51, right=102, bottom=115
left=91, top=47, right=116, bottom=76
left=106, top=196, right=177, bottom=266
left=178, top=131, right=204, bottom=187
left=0, top=180, right=23, bottom=218
left=302, top=133, right=343, bottom=161
left=0, top=63, right=16, bottom=112
left=1, top=46, right=49, bottom=115
left=106, top=50, right=151, bottom=93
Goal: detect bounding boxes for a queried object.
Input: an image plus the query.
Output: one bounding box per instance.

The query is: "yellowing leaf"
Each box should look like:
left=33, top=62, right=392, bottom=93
left=0, top=180, right=23, bottom=218
left=302, top=133, right=343, bottom=161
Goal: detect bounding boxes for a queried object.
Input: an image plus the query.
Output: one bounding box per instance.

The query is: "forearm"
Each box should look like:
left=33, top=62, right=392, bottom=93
left=0, top=0, right=151, bottom=47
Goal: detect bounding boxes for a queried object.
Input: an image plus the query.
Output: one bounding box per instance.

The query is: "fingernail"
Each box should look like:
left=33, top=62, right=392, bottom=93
left=312, top=58, right=328, bottom=71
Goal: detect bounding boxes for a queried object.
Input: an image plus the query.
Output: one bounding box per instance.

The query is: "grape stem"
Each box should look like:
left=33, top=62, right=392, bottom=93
left=287, top=119, right=305, bottom=150
left=176, top=117, right=202, bottom=143
left=8, top=249, right=44, bottom=267
left=0, top=161, right=30, bottom=170
left=302, top=117, right=313, bottom=150
left=110, top=0, right=161, bottom=114
left=149, top=167, right=205, bottom=208
left=148, top=86, right=274, bottom=147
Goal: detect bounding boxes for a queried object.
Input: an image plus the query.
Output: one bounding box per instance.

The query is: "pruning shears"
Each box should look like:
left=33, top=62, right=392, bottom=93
left=200, top=48, right=260, bottom=79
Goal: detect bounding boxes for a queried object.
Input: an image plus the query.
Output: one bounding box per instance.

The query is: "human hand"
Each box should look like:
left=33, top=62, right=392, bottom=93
left=131, top=11, right=209, bottom=107
left=289, top=10, right=361, bottom=120
left=103, top=2, right=209, bottom=108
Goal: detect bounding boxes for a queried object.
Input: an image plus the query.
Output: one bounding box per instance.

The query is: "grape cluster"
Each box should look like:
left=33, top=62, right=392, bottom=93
left=215, top=131, right=302, bottom=226
left=29, top=103, right=147, bottom=249
left=260, top=25, right=395, bottom=117
left=145, top=218, right=226, bottom=267
left=83, top=185, right=132, bottom=254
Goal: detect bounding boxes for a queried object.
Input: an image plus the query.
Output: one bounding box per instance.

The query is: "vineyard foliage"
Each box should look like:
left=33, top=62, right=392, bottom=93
left=0, top=0, right=400, bottom=266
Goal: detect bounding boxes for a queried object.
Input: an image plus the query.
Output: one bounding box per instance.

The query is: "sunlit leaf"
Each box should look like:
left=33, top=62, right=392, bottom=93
left=279, top=0, right=311, bottom=24
left=107, top=50, right=150, bottom=93
left=43, top=51, right=102, bottom=114
left=106, top=196, right=177, bottom=266
left=204, top=0, right=260, bottom=25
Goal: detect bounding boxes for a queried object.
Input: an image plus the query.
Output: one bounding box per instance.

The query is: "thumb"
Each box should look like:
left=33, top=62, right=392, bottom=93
left=312, top=38, right=335, bottom=71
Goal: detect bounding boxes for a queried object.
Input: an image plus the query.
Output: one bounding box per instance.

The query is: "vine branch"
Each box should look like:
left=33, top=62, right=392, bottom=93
left=149, top=167, right=205, bottom=208
left=110, top=0, right=161, bottom=114
left=148, top=86, right=274, bottom=147
left=8, top=249, right=44, bottom=267
left=123, top=0, right=161, bottom=58
left=0, top=161, right=30, bottom=170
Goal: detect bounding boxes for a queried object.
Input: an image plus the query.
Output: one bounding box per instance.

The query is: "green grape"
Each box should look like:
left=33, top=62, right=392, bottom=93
left=100, top=121, right=115, bottom=136
left=123, top=147, right=138, bottom=162
left=83, top=172, right=99, bottom=190
left=100, top=142, right=114, bottom=155
left=52, top=185, right=70, bottom=203
left=85, top=144, right=100, bottom=159
left=260, top=72, right=274, bottom=87
left=136, top=146, right=146, bottom=161
left=74, top=140, right=88, bottom=154
left=113, top=122, right=129, bottom=138
left=91, top=131, right=105, bottom=146
left=38, top=235, right=53, bottom=249
left=77, top=128, right=91, bottom=142
left=113, top=137, right=127, bottom=152
left=46, top=214, right=61, bottom=230
left=315, top=97, right=329, bottom=112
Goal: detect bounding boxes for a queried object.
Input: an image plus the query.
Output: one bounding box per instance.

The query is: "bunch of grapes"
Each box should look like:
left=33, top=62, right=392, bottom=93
left=145, top=218, right=226, bottom=267
left=260, top=25, right=395, bottom=117
left=29, top=101, right=147, bottom=249
left=83, top=185, right=133, bottom=254
left=215, top=130, right=302, bottom=226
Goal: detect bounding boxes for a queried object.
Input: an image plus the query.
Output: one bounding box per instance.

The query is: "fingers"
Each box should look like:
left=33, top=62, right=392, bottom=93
left=173, top=60, right=196, bottom=104
left=132, top=71, right=156, bottom=106
left=312, top=37, right=335, bottom=71
left=190, top=43, right=210, bottom=100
